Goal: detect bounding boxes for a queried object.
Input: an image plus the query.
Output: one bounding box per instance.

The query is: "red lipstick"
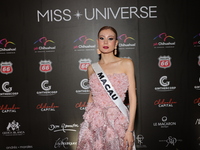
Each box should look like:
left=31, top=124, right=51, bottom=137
left=103, top=46, right=109, bottom=49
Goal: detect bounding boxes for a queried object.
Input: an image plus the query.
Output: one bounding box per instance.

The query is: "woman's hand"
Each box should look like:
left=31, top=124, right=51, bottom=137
left=124, top=130, right=134, bottom=150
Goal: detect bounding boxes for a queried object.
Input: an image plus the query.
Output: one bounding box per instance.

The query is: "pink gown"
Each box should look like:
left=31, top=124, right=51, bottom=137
left=77, top=73, right=129, bottom=150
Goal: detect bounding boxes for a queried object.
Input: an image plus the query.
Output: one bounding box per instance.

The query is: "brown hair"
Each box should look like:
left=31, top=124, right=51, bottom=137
left=98, top=26, right=118, bottom=40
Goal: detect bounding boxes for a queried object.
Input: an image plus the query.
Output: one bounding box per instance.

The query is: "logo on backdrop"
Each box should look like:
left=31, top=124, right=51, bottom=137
left=76, top=79, right=90, bottom=94
left=197, top=137, right=200, bottom=147
left=154, top=76, right=176, bottom=92
left=194, top=97, right=200, bottom=106
left=36, top=80, right=58, bottom=96
left=79, top=58, right=92, bottom=71
left=39, top=60, right=52, bottom=73
left=6, top=146, right=33, bottom=149
left=153, top=116, right=176, bottom=128
left=48, top=123, right=79, bottom=132
left=0, top=38, right=16, bottom=54
left=198, top=55, right=200, bottom=66
left=54, top=137, right=77, bottom=149
left=0, top=104, right=20, bottom=113
left=159, top=136, right=182, bottom=147
left=193, top=33, right=200, bottom=47
left=118, top=34, right=136, bottom=50
left=36, top=103, right=59, bottom=112
left=2, top=120, right=25, bottom=136
left=153, top=33, right=175, bottom=48
left=34, top=37, right=56, bottom=53
left=37, top=6, right=158, bottom=22
left=75, top=101, right=87, bottom=110
left=136, top=134, right=147, bottom=148
left=73, top=35, right=96, bottom=51
left=0, top=81, right=19, bottom=97
left=0, top=61, right=13, bottom=75
left=194, top=77, right=200, bottom=90
left=158, top=56, right=172, bottom=69
left=195, top=118, right=200, bottom=125
left=154, top=98, right=177, bottom=108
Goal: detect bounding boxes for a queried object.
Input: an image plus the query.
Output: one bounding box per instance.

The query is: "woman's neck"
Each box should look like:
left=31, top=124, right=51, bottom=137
left=99, top=54, right=119, bottom=65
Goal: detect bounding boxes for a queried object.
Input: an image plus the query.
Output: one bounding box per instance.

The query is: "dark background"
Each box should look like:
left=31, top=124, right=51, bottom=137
left=0, top=0, right=199, bottom=149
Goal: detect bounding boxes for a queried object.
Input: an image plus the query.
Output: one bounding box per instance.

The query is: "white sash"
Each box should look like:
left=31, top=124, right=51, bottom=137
left=92, top=62, right=129, bottom=121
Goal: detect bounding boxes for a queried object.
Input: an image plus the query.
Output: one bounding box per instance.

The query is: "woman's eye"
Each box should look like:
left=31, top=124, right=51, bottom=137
left=109, top=38, right=114, bottom=40
left=99, top=37, right=104, bottom=40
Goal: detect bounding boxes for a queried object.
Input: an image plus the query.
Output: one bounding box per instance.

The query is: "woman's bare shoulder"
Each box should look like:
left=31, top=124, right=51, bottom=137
left=121, top=58, right=134, bottom=67
left=87, top=63, right=95, bottom=77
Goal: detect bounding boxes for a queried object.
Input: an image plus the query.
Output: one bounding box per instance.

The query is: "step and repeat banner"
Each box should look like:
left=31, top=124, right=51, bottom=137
left=0, top=0, right=199, bottom=150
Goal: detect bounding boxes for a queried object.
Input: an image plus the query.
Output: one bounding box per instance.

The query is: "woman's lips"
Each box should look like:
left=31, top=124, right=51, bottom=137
left=103, top=46, right=109, bottom=49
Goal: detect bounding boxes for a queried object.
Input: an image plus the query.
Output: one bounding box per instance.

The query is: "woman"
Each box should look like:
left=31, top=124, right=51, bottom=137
left=77, top=26, right=137, bottom=150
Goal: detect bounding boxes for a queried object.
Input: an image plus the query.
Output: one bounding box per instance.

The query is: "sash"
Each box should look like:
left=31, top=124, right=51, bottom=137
left=92, top=62, right=129, bottom=121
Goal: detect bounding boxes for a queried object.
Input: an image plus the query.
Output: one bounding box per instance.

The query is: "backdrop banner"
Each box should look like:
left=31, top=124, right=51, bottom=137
left=0, top=0, right=199, bottom=150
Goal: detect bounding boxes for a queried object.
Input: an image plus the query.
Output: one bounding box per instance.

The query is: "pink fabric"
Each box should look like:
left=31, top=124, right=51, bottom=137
left=77, top=73, right=129, bottom=150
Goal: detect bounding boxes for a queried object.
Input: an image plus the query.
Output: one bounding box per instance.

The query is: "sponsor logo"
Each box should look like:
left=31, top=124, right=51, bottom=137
left=79, top=58, right=91, bottom=71
left=195, top=118, right=200, bottom=125
left=2, top=120, right=25, bottom=136
left=6, top=145, right=33, bottom=149
left=73, top=35, right=96, bottom=51
left=194, top=97, right=200, bottom=106
left=48, top=123, right=79, bottom=132
left=194, top=77, right=200, bottom=90
left=75, top=79, right=90, bottom=94
left=39, top=60, right=52, bottom=73
left=197, top=137, right=200, bottom=146
left=0, top=61, right=13, bottom=75
left=153, top=33, right=175, bottom=48
left=36, top=103, right=59, bottom=112
left=34, top=37, right=56, bottom=53
left=0, top=81, right=19, bottom=97
left=0, top=38, right=16, bottom=54
left=118, top=34, right=136, bottom=50
left=158, top=56, right=172, bottom=69
left=198, top=55, right=200, bottom=66
left=37, top=6, right=157, bottom=22
left=54, top=137, right=77, bottom=149
left=36, top=80, right=58, bottom=96
left=0, top=104, right=20, bottom=113
left=154, top=98, right=177, bottom=108
left=136, top=134, right=147, bottom=148
left=155, top=76, right=176, bottom=92
left=193, top=33, right=200, bottom=47
left=75, top=101, right=87, bottom=110
left=153, top=116, right=176, bottom=128
left=159, top=136, right=182, bottom=147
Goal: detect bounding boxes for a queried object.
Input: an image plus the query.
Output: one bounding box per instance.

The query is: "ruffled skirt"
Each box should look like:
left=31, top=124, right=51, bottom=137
left=76, top=103, right=129, bottom=150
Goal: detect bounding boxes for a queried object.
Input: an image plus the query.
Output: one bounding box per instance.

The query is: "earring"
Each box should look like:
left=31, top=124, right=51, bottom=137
left=97, top=49, right=101, bottom=54
left=114, top=49, right=117, bottom=55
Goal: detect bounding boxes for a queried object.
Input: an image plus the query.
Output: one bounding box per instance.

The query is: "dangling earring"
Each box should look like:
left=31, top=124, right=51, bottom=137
left=114, top=48, right=117, bottom=55
left=97, top=48, right=101, bottom=54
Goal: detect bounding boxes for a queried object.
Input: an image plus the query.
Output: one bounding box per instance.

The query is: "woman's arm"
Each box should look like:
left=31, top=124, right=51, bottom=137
left=122, top=58, right=137, bottom=149
left=87, top=65, right=94, bottom=103
left=125, top=59, right=137, bottom=131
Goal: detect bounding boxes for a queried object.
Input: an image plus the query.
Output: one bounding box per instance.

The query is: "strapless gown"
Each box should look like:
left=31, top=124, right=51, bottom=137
left=76, top=73, right=129, bottom=150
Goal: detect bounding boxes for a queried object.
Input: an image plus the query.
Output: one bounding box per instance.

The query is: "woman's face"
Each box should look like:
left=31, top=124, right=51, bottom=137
left=97, top=29, right=118, bottom=54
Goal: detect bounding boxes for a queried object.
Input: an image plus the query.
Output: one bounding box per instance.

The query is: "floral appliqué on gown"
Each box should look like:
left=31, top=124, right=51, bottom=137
left=77, top=73, right=129, bottom=150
